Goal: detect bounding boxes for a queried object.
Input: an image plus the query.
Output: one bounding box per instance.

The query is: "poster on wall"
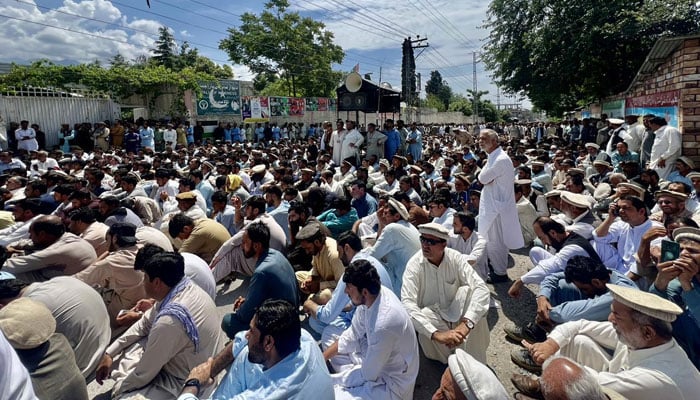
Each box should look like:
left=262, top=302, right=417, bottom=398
left=328, top=98, right=337, bottom=111
left=290, top=98, right=305, bottom=116
left=625, top=90, right=680, bottom=128
left=269, top=97, right=291, bottom=116
left=241, top=96, right=270, bottom=123
left=306, top=97, right=331, bottom=112
left=196, top=80, right=241, bottom=116
left=601, top=99, right=625, bottom=119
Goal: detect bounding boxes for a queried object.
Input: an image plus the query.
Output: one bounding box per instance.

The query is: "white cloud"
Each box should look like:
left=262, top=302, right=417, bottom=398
left=180, top=29, right=191, bottom=38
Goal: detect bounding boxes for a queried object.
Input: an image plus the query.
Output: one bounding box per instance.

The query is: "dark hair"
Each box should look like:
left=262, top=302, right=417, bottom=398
left=454, top=212, right=476, bottom=231
left=100, top=195, right=120, bottom=208
left=331, top=196, right=351, bottom=211
left=337, top=231, right=362, bottom=252
left=649, top=116, right=667, bottom=127
left=179, top=179, right=196, bottom=191
left=107, top=222, right=137, bottom=247
left=568, top=174, right=584, bottom=187
left=168, top=213, right=195, bottom=238
left=26, top=180, right=47, bottom=194
left=254, top=299, right=301, bottom=360
left=0, top=278, right=28, bottom=300
left=343, top=259, right=381, bottom=295
left=246, top=221, right=270, bottom=250
left=140, top=252, right=185, bottom=287
left=641, top=169, right=659, bottom=180
left=351, top=180, right=366, bottom=190
left=514, top=183, right=524, bottom=194
left=69, top=207, right=97, bottom=223
left=664, top=216, right=699, bottom=229
left=121, top=174, right=139, bottom=186
left=668, top=181, right=692, bottom=195
left=245, top=196, right=267, bottom=214
left=264, top=185, right=283, bottom=198
left=534, top=216, right=566, bottom=234
left=68, top=190, right=91, bottom=201
left=393, top=191, right=411, bottom=203
left=428, top=194, right=450, bottom=207
left=155, top=168, right=170, bottom=179
left=31, top=217, right=65, bottom=237
left=288, top=201, right=309, bottom=217
left=211, top=191, right=228, bottom=204
left=189, top=170, right=204, bottom=180
left=564, top=255, right=610, bottom=284
left=134, top=244, right=166, bottom=270
left=53, top=184, right=75, bottom=196
left=399, top=175, right=412, bottom=185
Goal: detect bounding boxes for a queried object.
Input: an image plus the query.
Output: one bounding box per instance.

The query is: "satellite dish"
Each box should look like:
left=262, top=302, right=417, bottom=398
left=345, top=72, right=363, bottom=93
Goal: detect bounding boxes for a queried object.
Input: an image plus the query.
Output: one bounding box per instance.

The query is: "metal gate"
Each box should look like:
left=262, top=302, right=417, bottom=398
left=0, top=87, right=121, bottom=149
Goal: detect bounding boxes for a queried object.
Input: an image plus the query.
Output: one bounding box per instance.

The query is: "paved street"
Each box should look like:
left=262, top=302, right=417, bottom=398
left=88, top=248, right=538, bottom=399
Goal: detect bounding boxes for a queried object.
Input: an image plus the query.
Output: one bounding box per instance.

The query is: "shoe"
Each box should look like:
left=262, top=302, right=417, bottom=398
left=504, top=323, right=547, bottom=344
left=511, top=374, right=543, bottom=399
left=486, top=272, right=510, bottom=284
left=511, top=349, right=542, bottom=374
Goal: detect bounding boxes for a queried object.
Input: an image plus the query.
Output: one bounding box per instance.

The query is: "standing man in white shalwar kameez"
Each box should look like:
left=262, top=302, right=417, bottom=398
left=324, top=260, right=419, bottom=400
left=477, top=129, right=524, bottom=283
left=402, top=223, right=491, bottom=364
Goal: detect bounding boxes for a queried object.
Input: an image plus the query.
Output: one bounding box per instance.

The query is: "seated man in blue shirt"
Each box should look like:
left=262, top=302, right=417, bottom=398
left=177, top=299, right=333, bottom=400
left=505, top=255, right=637, bottom=344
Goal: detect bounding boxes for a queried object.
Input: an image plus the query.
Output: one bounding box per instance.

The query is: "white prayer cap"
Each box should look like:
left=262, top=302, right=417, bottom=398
left=584, top=142, right=599, bottom=150
left=608, top=118, right=624, bottom=125
left=606, top=284, right=682, bottom=322
left=448, top=349, right=510, bottom=400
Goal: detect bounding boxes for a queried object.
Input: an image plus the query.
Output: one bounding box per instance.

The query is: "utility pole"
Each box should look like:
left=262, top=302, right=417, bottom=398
left=473, top=51, right=478, bottom=125
left=402, top=36, right=428, bottom=122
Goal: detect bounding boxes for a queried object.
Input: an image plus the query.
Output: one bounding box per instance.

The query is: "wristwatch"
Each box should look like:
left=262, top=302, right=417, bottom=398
left=184, top=378, right=201, bottom=392
left=461, top=318, right=475, bottom=330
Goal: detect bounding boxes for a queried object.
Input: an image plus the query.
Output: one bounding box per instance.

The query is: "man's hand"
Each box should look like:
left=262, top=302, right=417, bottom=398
left=95, top=353, right=113, bottom=385
left=302, top=298, right=319, bottom=317
left=522, top=339, right=559, bottom=365
left=658, top=159, right=666, bottom=168
left=115, top=310, right=142, bottom=327
left=432, top=330, right=466, bottom=348
left=134, top=298, right=156, bottom=312
left=300, top=277, right=320, bottom=294
left=536, top=296, right=553, bottom=325
left=187, top=357, right=215, bottom=387
left=654, top=260, right=681, bottom=291
left=159, top=191, right=169, bottom=202
left=508, top=279, right=525, bottom=298
left=232, top=296, right=246, bottom=311
left=642, top=226, right=667, bottom=243
left=675, top=256, right=699, bottom=292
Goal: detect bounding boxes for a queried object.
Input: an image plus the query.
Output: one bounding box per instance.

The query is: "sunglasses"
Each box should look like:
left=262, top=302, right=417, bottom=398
left=419, top=236, right=445, bottom=246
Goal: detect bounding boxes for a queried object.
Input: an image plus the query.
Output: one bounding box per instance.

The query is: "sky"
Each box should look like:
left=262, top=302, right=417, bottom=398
left=0, top=0, right=527, bottom=108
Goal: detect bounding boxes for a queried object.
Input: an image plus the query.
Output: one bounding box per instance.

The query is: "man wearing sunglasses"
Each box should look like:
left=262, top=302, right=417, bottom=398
left=401, top=223, right=491, bottom=364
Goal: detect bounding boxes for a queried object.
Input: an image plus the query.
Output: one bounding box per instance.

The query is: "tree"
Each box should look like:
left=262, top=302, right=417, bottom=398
left=424, top=93, right=447, bottom=112
left=483, top=0, right=700, bottom=115
left=152, top=26, right=178, bottom=70
left=448, top=93, right=472, bottom=116
left=424, top=71, right=452, bottom=110
left=219, top=0, right=344, bottom=97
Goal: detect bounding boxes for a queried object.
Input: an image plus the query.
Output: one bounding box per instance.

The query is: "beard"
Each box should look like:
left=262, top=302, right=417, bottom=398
left=616, top=326, right=646, bottom=350
left=247, top=340, right=266, bottom=365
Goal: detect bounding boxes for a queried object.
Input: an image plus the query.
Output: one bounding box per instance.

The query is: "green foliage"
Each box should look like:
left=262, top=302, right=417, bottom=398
left=448, top=93, right=472, bottom=116
left=483, top=0, right=700, bottom=115
left=0, top=59, right=217, bottom=116
left=424, top=93, right=447, bottom=112
left=152, top=26, right=178, bottom=70
left=219, top=0, right=344, bottom=97
left=424, top=71, right=452, bottom=110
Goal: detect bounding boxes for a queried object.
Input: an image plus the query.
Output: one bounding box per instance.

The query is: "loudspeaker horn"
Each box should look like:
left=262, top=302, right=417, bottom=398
left=345, top=72, right=363, bottom=93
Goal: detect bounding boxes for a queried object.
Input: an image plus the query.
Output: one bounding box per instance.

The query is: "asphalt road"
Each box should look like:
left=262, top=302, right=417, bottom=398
left=88, top=248, right=538, bottom=399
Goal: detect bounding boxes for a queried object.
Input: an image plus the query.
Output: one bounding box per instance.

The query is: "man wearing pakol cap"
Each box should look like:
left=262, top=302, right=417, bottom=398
left=578, top=142, right=611, bottom=177
left=0, top=298, right=87, bottom=400
left=432, top=348, right=509, bottom=400
left=558, top=190, right=598, bottom=239
left=96, top=252, right=224, bottom=399
left=589, top=160, right=612, bottom=187
left=649, top=226, right=700, bottom=368
left=649, top=189, right=700, bottom=226
left=509, top=217, right=603, bottom=297
left=530, top=160, right=553, bottom=193
left=0, top=273, right=111, bottom=379
left=324, top=260, right=419, bottom=400
left=666, top=156, right=696, bottom=187
left=402, top=222, right=490, bottom=364
left=594, top=195, right=662, bottom=274
left=604, top=118, right=629, bottom=156
left=648, top=116, right=681, bottom=180
left=364, top=197, right=421, bottom=296
left=75, top=222, right=145, bottom=328
left=513, top=284, right=700, bottom=399
left=3, top=215, right=96, bottom=283
left=477, top=129, right=524, bottom=283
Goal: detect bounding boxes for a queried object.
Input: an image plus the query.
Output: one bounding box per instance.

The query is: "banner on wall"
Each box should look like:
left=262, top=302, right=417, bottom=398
left=241, top=96, right=270, bottom=123
left=196, top=80, right=241, bottom=116
left=601, top=99, right=625, bottom=119
left=625, top=90, right=680, bottom=128
left=269, top=97, right=291, bottom=116
left=290, top=98, right=305, bottom=116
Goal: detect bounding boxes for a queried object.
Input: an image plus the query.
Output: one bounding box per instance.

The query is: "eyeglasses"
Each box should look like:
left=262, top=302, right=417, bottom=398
left=419, top=236, right=445, bottom=246
left=657, top=200, right=676, bottom=205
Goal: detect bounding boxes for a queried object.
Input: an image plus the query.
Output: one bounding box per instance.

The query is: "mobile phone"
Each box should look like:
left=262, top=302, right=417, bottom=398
left=661, top=239, right=681, bottom=262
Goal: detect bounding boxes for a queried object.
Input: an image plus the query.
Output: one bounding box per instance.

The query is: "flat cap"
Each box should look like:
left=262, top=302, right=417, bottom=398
left=0, top=298, right=56, bottom=349
left=296, top=223, right=322, bottom=241
left=607, top=284, right=682, bottom=322
left=418, top=222, right=450, bottom=241
left=176, top=191, right=197, bottom=200
left=387, top=197, right=409, bottom=220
